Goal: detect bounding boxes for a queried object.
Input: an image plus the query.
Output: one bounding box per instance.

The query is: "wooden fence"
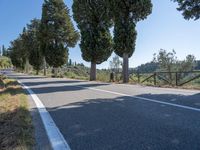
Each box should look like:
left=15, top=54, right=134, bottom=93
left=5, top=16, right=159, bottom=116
left=131, top=71, right=200, bottom=86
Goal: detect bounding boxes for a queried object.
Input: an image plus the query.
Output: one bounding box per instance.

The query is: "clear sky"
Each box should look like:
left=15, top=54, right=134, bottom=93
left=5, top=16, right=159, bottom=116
left=0, top=0, right=200, bottom=69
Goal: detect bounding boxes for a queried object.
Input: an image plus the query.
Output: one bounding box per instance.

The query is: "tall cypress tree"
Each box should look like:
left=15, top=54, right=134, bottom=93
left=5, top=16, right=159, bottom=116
left=2, top=45, right=7, bottom=56
left=19, top=27, right=30, bottom=73
left=27, top=19, right=43, bottom=75
left=40, top=0, right=79, bottom=76
left=0, top=46, right=2, bottom=56
left=108, top=0, right=152, bottom=83
left=9, top=37, right=26, bottom=70
left=73, top=0, right=113, bottom=81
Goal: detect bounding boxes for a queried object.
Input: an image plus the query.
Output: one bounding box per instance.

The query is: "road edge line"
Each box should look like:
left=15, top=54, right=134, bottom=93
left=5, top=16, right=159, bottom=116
left=77, top=85, right=200, bottom=112
left=17, top=80, right=71, bottom=150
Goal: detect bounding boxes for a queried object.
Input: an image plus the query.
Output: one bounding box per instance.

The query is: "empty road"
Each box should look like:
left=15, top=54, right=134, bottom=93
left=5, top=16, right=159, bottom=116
left=6, top=72, right=200, bottom=150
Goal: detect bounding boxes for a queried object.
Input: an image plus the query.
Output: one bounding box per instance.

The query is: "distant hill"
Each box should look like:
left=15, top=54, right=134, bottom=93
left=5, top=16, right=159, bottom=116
left=132, top=60, right=200, bottom=74
left=131, top=62, right=159, bottom=73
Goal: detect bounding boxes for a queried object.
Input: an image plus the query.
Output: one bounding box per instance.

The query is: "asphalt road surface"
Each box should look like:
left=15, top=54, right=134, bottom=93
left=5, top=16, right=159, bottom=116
left=6, top=72, right=200, bottom=150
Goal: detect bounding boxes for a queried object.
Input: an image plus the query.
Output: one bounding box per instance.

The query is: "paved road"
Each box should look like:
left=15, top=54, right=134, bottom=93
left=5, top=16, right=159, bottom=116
left=7, top=72, right=200, bottom=150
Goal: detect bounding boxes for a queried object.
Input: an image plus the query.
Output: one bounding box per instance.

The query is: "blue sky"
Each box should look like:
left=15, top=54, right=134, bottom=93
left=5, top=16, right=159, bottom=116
left=0, top=0, right=200, bottom=69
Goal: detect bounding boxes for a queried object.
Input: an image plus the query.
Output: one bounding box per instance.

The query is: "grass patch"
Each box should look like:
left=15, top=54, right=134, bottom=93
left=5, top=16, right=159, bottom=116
left=0, top=79, right=34, bottom=150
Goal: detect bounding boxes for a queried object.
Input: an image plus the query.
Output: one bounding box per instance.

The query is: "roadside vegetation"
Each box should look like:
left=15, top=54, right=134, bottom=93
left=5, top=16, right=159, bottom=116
left=0, top=76, right=34, bottom=150
left=0, top=56, right=12, bottom=69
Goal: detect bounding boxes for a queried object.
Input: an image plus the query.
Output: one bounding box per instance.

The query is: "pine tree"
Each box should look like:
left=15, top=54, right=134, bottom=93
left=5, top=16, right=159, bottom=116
left=40, top=0, right=79, bottom=77
left=173, top=0, right=200, bottom=20
left=73, top=0, right=113, bottom=81
left=108, top=0, right=153, bottom=83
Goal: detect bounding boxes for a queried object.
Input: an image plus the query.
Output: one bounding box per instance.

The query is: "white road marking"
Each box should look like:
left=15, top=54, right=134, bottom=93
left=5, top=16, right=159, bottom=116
left=118, top=83, right=199, bottom=94
left=18, top=80, right=71, bottom=150
left=77, top=85, right=200, bottom=112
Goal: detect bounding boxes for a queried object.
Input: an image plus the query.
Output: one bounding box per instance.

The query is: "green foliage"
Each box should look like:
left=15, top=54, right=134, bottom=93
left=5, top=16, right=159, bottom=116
left=153, top=49, right=196, bottom=72
left=63, top=66, right=112, bottom=82
left=108, top=0, right=153, bottom=58
left=9, top=37, right=26, bottom=70
left=46, top=44, right=69, bottom=68
left=173, top=0, right=200, bottom=20
left=2, top=45, right=9, bottom=57
left=40, top=0, right=79, bottom=68
left=9, top=19, right=43, bottom=72
left=108, top=0, right=152, bottom=83
left=73, top=0, right=113, bottom=80
left=96, top=70, right=110, bottom=82
left=136, top=62, right=159, bottom=73
left=114, top=20, right=137, bottom=57
left=0, top=56, right=12, bottom=69
left=64, top=66, right=89, bottom=80
left=13, top=27, right=32, bottom=73
left=20, top=28, right=30, bottom=59
left=177, top=54, right=196, bottom=72
left=153, top=49, right=177, bottom=72
left=73, top=0, right=113, bottom=64
left=153, top=49, right=196, bottom=83
left=27, top=19, right=43, bottom=74
left=79, top=29, right=113, bottom=64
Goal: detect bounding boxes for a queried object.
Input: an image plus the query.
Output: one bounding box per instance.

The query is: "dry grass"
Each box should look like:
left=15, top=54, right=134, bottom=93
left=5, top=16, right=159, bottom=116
left=0, top=79, right=34, bottom=150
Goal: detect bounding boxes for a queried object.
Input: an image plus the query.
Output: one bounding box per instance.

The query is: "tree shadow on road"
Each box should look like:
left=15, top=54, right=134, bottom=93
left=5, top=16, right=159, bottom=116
left=7, top=74, right=46, bottom=80
left=30, top=83, right=109, bottom=94
left=45, top=93, right=200, bottom=150
left=22, top=80, right=86, bottom=86
left=137, top=93, right=200, bottom=109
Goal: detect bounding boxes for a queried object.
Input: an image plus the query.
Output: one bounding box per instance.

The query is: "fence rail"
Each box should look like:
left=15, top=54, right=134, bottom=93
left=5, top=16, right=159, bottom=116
left=131, top=71, right=200, bottom=86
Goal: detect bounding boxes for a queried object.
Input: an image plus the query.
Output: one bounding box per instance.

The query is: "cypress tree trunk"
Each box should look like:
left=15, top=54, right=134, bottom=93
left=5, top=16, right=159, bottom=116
left=36, top=69, right=39, bottom=75
left=43, top=57, right=47, bottom=76
left=90, top=62, right=96, bottom=81
left=25, top=57, right=29, bottom=74
left=123, top=53, right=129, bottom=83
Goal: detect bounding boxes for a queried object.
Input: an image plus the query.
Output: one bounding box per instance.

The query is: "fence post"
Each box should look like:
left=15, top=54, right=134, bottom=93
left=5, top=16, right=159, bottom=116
left=154, top=73, right=157, bottom=86
left=175, top=72, right=178, bottom=86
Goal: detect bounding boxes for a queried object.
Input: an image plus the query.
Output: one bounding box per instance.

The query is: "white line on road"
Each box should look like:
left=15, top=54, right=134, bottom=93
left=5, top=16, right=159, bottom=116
left=77, top=85, right=200, bottom=112
left=18, top=80, right=71, bottom=150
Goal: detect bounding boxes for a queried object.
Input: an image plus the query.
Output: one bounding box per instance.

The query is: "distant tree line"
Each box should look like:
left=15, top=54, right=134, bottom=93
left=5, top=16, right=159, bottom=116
left=135, top=49, right=198, bottom=74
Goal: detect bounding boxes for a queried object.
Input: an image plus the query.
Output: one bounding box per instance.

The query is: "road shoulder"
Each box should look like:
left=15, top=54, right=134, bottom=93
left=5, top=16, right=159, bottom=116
left=28, top=94, right=52, bottom=150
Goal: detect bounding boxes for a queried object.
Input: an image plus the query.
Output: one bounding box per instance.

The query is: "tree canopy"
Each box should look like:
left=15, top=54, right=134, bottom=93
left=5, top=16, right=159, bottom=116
left=27, top=19, right=43, bottom=74
left=173, top=0, right=200, bottom=20
left=9, top=37, right=25, bottom=70
left=40, top=0, right=79, bottom=69
left=0, top=56, right=12, bottom=69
